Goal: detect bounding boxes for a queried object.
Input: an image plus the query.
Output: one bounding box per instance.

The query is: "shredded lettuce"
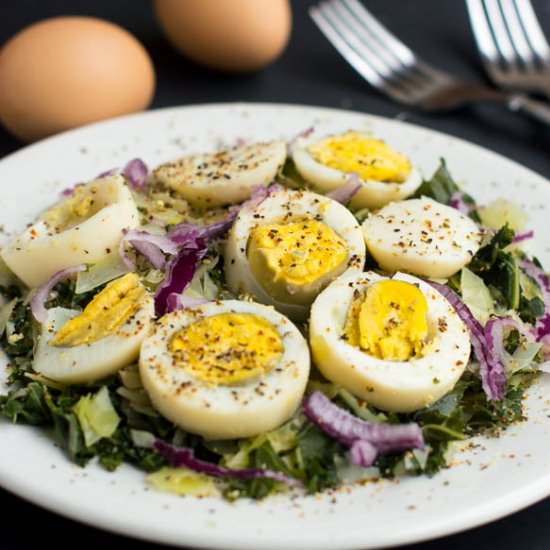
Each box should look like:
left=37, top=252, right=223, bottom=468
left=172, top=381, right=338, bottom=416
left=75, top=254, right=129, bottom=294
left=479, top=199, right=528, bottom=232
left=504, top=341, right=542, bottom=375
left=460, top=268, right=494, bottom=324
left=73, top=386, right=120, bottom=447
left=184, top=256, right=220, bottom=301
left=147, top=467, right=220, bottom=497
left=130, top=429, right=155, bottom=448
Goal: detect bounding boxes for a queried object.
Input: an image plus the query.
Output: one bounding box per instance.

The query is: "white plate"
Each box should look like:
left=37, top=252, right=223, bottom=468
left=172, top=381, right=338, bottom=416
left=1, top=103, right=550, bottom=550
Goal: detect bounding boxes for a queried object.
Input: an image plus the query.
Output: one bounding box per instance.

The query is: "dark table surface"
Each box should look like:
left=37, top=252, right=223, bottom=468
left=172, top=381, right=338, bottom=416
left=1, top=1, right=550, bottom=549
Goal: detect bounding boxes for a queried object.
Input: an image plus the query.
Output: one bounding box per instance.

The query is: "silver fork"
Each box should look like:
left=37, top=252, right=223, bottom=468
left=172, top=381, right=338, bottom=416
left=309, top=0, right=550, bottom=125
left=466, top=0, right=550, bottom=99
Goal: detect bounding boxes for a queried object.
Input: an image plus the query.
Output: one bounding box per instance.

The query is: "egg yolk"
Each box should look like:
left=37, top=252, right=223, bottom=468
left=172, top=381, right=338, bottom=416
left=50, top=272, right=145, bottom=347
left=44, top=184, right=105, bottom=233
left=308, top=132, right=411, bottom=183
left=247, top=219, right=348, bottom=305
left=169, top=313, right=283, bottom=385
left=344, top=280, right=428, bottom=361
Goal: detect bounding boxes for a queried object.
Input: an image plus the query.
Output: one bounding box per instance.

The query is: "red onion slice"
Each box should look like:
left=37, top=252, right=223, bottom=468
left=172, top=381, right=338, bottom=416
left=97, top=167, right=119, bottom=178
left=154, top=440, right=303, bottom=488
left=449, top=191, right=473, bottom=215
left=169, top=184, right=282, bottom=247
left=31, top=264, right=87, bottom=323
left=154, top=244, right=208, bottom=317
left=119, top=229, right=179, bottom=270
left=513, top=230, right=534, bottom=244
left=326, top=174, right=362, bottom=204
left=348, top=440, right=378, bottom=468
left=484, top=316, right=536, bottom=380
left=123, top=158, right=148, bottom=191
left=429, top=282, right=505, bottom=400
left=168, top=223, right=213, bottom=248
left=520, top=259, right=550, bottom=340
left=303, top=391, right=424, bottom=452
left=61, top=183, right=85, bottom=197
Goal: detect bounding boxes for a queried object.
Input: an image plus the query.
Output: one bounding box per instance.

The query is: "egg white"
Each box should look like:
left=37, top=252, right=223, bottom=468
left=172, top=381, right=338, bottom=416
left=152, top=140, right=287, bottom=208
left=139, top=300, right=310, bottom=440
left=1, top=174, right=139, bottom=288
left=224, top=187, right=366, bottom=321
left=292, top=131, right=422, bottom=210
left=33, top=294, right=154, bottom=384
left=309, top=271, right=471, bottom=412
left=362, top=197, right=482, bottom=278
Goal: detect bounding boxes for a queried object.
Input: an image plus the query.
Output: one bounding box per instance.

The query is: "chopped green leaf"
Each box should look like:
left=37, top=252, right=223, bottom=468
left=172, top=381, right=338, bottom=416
left=73, top=386, right=120, bottom=447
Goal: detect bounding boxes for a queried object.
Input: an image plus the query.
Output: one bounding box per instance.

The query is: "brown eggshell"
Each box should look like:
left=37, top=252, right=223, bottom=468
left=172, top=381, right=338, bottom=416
left=154, top=0, right=291, bottom=72
left=0, top=17, right=156, bottom=142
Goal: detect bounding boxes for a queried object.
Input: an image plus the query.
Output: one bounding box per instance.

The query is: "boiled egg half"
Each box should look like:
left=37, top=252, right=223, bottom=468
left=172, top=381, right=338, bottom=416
left=153, top=140, right=286, bottom=208
left=309, top=271, right=471, bottom=412
left=362, top=197, right=482, bottom=278
left=224, top=188, right=366, bottom=321
left=1, top=174, right=139, bottom=288
left=139, top=300, right=310, bottom=440
left=34, top=273, right=154, bottom=384
left=292, top=130, right=422, bottom=209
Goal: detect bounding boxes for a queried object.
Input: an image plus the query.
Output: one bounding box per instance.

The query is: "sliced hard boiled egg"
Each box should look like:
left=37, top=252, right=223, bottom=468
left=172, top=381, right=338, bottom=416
left=152, top=140, right=286, bottom=208
left=224, top=188, right=366, bottom=321
left=1, top=174, right=139, bottom=288
left=33, top=273, right=154, bottom=384
left=309, top=271, right=471, bottom=412
left=139, top=300, right=310, bottom=440
left=362, top=197, right=482, bottom=278
left=292, top=131, right=422, bottom=209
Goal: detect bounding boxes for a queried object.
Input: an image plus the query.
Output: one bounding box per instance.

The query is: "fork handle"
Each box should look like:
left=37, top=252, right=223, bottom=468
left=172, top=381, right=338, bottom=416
left=507, top=94, right=550, bottom=126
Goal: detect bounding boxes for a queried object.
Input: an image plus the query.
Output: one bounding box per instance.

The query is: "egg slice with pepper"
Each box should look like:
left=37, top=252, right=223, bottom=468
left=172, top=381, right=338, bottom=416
left=362, top=197, right=482, bottom=278
left=139, top=300, right=310, bottom=440
left=33, top=273, right=154, bottom=384
left=292, top=130, right=422, bottom=210
left=1, top=174, right=139, bottom=288
left=224, top=188, right=366, bottom=321
left=309, top=271, right=470, bottom=412
left=152, top=140, right=286, bottom=208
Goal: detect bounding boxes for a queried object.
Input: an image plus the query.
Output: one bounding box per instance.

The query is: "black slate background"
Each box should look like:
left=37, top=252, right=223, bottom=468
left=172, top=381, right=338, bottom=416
left=1, top=1, right=550, bottom=549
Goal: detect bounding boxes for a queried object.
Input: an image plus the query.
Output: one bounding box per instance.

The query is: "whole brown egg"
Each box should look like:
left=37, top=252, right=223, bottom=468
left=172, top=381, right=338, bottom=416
left=154, top=0, right=292, bottom=72
left=0, top=17, right=155, bottom=142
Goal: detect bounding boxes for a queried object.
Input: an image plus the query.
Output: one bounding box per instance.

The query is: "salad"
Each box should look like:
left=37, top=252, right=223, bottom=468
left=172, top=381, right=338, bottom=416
left=0, top=129, right=548, bottom=501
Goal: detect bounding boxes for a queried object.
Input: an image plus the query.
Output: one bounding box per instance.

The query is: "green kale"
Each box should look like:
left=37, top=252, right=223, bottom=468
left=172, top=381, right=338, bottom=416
left=375, top=369, right=537, bottom=478
left=518, top=295, right=545, bottom=325
left=469, top=225, right=515, bottom=273
left=295, top=421, right=343, bottom=493
left=468, top=225, right=520, bottom=310
left=504, top=329, right=521, bottom=354
left=225, top=440, right=295, bottom=500
left=46, top=279, right=102, bottom=310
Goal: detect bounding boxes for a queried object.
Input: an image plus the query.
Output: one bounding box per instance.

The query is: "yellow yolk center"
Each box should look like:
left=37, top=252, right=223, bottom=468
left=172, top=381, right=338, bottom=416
left=247, top=219, right=349, bottom=305
left=169, top=313, right=283, bottom=385
left=50, top=273, right=146, bottom=347
left=344, top=280, right=428, bottom=361
left=44, top=184, right=105, bottom=233
left=308, top=132, right=412, bottom=183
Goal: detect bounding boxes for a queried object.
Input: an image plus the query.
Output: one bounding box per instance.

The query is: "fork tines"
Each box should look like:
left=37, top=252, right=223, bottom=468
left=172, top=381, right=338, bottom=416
left=466, top=0, right=550, bottom=95
left=309, top=0, right=454, bottom=106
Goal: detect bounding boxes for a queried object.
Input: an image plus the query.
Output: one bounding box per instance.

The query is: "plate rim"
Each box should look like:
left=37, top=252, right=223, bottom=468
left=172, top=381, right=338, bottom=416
left=1, top=101, right=549, bottom=550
